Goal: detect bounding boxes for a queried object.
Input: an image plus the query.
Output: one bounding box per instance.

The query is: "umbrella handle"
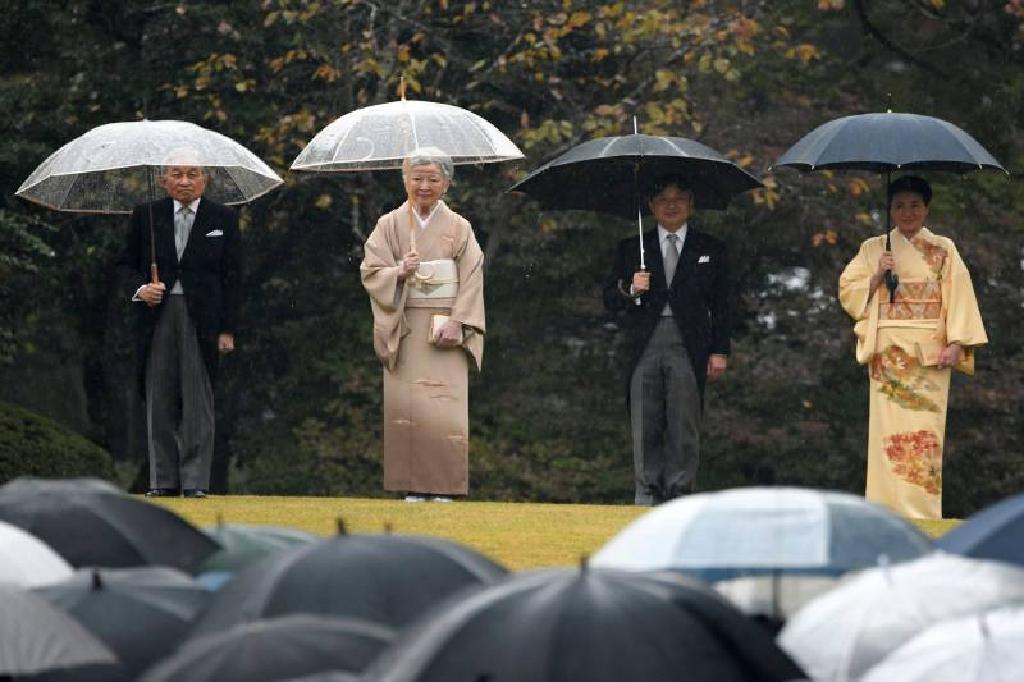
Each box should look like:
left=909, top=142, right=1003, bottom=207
left=884, top=270, right=899, bottom=304
left=150, top=263, right=160, bottom=285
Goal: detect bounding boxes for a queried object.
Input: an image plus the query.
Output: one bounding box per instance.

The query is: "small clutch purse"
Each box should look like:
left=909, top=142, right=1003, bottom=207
left=430, top=314, right=463, bottom=345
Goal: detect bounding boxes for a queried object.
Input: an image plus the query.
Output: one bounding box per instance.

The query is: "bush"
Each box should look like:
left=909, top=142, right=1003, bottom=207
left=0, top=400, right=116, bottom=483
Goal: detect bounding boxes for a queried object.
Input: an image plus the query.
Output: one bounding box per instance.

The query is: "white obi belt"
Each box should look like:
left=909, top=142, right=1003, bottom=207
left=406, top=259, right=459, bottom=299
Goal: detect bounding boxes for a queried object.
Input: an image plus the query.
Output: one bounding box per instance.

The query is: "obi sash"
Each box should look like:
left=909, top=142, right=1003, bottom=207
left=406, top=259, right=459, bottom=300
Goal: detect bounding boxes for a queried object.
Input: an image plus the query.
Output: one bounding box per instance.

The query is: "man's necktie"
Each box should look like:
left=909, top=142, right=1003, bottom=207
left=175, top=206, right=193, bottom=261
left=664, top=232, right=680, bottom=285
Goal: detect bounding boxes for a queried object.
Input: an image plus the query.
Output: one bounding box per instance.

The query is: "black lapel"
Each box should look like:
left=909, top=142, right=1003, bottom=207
left=150, top=197, right=176, bottom=270
left=672, top=227, right=702, bottom=289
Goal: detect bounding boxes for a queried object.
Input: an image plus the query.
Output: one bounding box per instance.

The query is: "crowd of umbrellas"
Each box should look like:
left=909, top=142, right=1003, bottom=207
left=3, top=478, right=1024, bottom=680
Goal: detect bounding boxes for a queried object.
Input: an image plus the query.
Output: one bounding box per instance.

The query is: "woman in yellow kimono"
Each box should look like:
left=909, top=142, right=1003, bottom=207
left=361, top=147, right=485, bottom=503
left=839, top=176, right=987, bottom=519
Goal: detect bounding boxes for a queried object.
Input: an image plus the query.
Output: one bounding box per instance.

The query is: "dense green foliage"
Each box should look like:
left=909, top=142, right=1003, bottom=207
left=0, top=401, right=116, bottom=482
left=0, top=1, right=1020, bottom=515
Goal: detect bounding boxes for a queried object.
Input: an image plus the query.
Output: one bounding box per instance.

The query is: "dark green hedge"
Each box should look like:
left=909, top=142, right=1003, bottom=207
left=0, top=401, right=116, bottom=483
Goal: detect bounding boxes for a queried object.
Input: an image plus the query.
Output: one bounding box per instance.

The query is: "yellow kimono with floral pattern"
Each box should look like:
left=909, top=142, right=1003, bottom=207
left=839, top=228, right=987, bottom=519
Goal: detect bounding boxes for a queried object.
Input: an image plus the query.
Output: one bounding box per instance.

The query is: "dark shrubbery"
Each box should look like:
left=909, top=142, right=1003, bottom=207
left=0, top=401, right=116, bottom=483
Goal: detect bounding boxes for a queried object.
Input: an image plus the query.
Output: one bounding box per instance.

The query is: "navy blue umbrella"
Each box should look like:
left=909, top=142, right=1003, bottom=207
left=937, top=492, right=1024, bottom=566
left=774, top=111, right=1006, bottom=301
left=773, top=112, right=1005, bottom=174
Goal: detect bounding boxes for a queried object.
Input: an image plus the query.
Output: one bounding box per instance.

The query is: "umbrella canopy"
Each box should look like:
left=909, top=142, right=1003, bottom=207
left=0, top=477, right=219, bottom=572
left=591, top=487, right=931, bottom=581
left=773, top=112, right=1006, bottom=173
left=139, top=615, right=393, bottom=682
left=198, top=523, right=319, bottom=574
left=0, top=518, right=73, bottom=587
left=508, top=133, right=763, bottom=215
left=936, top=490, right=1024, bottom=566
left=281, top=674, right=361, bottom=682
left=190, top=534, right=507, bottom=637
left=778, top=553, right=1024, bottom=682
left=16, top=119, right=283, bottom=213
left=290, top=99, right=523, bottom=171
left=364, top=567, right=805, bottom=682
left=33, top=566, right=211, bottom=682
left=0, top=583, right=117, bottom=676
left=861, top=605, right=1024, bottom=682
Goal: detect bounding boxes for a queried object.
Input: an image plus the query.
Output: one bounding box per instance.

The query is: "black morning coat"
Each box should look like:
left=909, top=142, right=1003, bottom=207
left=117, top=196, right=242, bottom=396
left=602, top=225, right=732, bottom=405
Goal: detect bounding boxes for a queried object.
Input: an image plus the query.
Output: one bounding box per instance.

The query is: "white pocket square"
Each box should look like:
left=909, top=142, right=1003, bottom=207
left=205, top=229, right=223, bottom=237
left=698, top=255, right=711, bottom=263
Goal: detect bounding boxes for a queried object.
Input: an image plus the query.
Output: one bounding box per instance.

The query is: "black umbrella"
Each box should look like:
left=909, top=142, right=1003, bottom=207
left=773, top=110, right=1006, bottom=300
left=32, top=567, right=211, bottom=682
left=0, top=583, right=116, bottom=677
left=138, top=615, right=393, bottom=682
left=509, top=130, right=762, bottom=271
left=363, top=567, right=805, bottom=682
left=0, top=477, right=219, bottom=572
left=189, top=534, right=507, bottom=637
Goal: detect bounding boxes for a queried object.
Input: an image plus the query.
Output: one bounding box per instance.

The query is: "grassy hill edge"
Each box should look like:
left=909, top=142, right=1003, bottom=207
left=150, top=496, right=959, bottom=571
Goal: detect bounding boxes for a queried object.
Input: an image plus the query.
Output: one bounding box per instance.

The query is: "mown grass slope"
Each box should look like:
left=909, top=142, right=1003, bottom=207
left=151, top=496, right=959, bottom=570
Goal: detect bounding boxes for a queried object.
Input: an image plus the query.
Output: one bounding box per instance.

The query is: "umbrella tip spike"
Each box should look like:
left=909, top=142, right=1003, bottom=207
left=91, top=569, right=103, bottom=590
left=579, top=554, right=590, bottom=572
left=216, top=513, right=225, bottom=527
left=336, top=515, right=348, bottom=536
left=383, top=521, right=394, bottom=535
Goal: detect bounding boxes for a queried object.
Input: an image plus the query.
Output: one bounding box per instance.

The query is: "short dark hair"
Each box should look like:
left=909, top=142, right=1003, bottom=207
left=888, top=175, right=932, bottom=205
left=647, top=174, right=690, bottom=200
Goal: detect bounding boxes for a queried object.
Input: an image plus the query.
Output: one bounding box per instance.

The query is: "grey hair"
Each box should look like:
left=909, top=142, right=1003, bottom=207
left=402, top=146, right=454, bottom=184
left=160, top=147, right=206, bottom=176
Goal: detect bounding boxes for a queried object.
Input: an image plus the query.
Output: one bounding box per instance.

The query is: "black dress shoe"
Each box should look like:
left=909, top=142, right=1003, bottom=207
left=146, top=488, right=179, bottom=497
left=182, top=489, right=208, bottom=499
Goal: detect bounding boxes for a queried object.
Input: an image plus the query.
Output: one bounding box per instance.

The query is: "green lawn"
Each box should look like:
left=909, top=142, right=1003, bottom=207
left=150, top=496, right=959, bottom=570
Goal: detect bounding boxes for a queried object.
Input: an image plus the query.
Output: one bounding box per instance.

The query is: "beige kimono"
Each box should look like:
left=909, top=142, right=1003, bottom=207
left=360, top=201, right=485, bottom=495
left=839, top=228, right=987, bottom=519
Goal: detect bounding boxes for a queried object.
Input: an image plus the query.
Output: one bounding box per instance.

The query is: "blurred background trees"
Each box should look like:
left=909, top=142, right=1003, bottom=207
left=1, top=0, right=1020, bottom=516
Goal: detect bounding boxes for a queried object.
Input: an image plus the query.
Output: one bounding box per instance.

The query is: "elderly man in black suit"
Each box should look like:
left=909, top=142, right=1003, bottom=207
left=118, top=153, right=242, bottom=498
left=603, top=175, right=732, bottom=505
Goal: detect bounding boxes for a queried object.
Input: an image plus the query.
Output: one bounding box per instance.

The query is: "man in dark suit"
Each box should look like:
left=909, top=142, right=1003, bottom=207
left=118, top=154, right=242, bottom=498
left=603, top=175, right=732, bottom=505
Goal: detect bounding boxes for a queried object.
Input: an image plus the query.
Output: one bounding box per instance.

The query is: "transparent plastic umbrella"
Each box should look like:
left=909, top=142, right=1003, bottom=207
left=778, top=553, right=1024, bottom=682
left=16, top=119, right=283, bottom=213
left=860, top=605, right=1024, bottom=682
left=290, top=98, right=523, bottom=172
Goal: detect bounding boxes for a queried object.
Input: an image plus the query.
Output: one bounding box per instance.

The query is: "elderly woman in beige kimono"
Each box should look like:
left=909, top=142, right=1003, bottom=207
left=839, top=175, right=987, bottom=519
left=360, top=148, right=485, bottom=502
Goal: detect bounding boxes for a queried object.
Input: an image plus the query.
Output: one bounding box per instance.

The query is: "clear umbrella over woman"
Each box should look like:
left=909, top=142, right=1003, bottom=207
left=360, top=147, right=485, bottom=502
left=838, top=175, right=986, bottom=519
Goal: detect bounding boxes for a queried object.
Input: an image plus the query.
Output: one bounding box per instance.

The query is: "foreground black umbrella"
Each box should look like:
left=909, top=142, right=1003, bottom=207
left=33, top=567, right=211, bottom=682
left=936, top=491, right=1024, bottom=567
left=190, top=534, right=507, bottom=637
left=0, top=478, right=218, bottom=572
left=509, top=130, right=762, bottom=271
left=363, top=567, right=805, bottom=682
left=139, top=615, right=393, bottom=682
left=0, top=583, right=116, bottom=677
left=774, top=110, right=1006, bottom=300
